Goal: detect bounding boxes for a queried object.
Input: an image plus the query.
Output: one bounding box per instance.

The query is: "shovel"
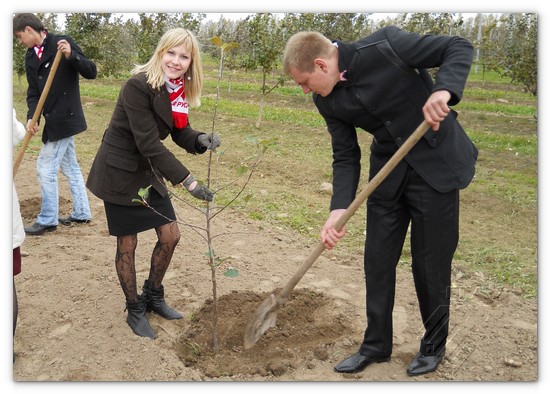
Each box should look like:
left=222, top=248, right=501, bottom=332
left=243, top=120, right=431, bottom=349
left=13, top=49, right=63, bottom=179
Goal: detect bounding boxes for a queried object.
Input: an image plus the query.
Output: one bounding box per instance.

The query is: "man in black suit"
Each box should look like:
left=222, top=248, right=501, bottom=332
left=13, top=13, right=96, bottom=235
left=283, top=26, right=477, bottom=376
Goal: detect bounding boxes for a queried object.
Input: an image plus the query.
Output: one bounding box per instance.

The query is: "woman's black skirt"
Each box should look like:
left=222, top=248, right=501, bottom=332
left=104, top=188, right=176, bottom=236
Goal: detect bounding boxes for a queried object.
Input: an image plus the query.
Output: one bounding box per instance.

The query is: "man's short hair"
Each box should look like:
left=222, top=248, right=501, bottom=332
left=283, top=31, right=334, bottom=75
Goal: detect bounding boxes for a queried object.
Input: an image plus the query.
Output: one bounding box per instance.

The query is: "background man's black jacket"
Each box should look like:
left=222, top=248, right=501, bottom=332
left=24, top=32, right=97, bottom=143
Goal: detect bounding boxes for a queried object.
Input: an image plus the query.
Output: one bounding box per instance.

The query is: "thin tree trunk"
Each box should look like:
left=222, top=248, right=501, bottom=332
left=256, top=73, right=267, bottom=129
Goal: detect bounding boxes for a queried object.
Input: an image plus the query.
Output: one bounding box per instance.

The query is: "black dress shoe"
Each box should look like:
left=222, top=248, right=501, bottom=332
left=24, top=222, right=57, bottom=236
left=334, top=352, right=391, bottom=373
left=407, top=349, right=445, bottom=376
left=59, top=215, right=91, bottom=225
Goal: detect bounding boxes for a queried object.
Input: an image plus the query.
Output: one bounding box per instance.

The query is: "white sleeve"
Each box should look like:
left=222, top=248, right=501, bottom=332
left=13, top=108, right=27, bottom=147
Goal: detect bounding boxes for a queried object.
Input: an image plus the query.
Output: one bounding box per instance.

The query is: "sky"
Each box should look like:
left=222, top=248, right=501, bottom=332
left=4, top=0, right=549, bottom=392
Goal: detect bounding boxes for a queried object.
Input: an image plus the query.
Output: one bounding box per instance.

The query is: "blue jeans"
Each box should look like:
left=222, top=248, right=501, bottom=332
left=36, top=136, right=92, bottom=226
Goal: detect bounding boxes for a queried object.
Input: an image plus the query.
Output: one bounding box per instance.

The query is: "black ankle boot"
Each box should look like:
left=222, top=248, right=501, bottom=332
left=142, top=280, right=183, bottom=320
left=125, top=295, right=156, bottom=339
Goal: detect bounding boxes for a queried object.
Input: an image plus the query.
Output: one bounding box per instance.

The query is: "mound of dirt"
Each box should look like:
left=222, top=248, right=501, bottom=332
left=176, top=289, right=353, bottom=378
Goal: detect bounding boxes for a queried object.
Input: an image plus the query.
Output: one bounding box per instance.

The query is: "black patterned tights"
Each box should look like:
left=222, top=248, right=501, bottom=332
left=115, top=221, right=181, bottom=303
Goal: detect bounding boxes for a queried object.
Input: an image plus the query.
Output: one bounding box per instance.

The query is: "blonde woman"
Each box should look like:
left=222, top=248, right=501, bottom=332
left=87, top=28, right=220, bottom=339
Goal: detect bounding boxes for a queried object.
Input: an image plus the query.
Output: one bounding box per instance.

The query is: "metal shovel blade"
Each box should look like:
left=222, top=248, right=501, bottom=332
left=243, top=292, right=279, bottom=349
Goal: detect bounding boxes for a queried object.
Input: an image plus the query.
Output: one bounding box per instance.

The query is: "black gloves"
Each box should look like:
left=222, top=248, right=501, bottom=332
left=182, top=175, right=213, bottom=202
left=198, top=133, right=221, bottom=151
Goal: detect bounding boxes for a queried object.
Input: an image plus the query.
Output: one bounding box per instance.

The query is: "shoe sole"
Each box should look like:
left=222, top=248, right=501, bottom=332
left=334, top=356, right=391, bottom=373
left=25, top=226, right=57, bottom=236
left=406, top=365, right=439, bottom=376
left=59, top=219, right=91, bottom=226
left=406, top=353, right=445, bottom=376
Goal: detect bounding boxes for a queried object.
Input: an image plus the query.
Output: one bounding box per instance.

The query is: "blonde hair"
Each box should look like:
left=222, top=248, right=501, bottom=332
left=283, top=31, right=335, bottom=75
left=132, top=28, right=203, bottom=107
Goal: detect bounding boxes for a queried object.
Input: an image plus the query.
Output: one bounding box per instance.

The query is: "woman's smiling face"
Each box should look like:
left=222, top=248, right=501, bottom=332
left=161, top=44, right=192, bottom=80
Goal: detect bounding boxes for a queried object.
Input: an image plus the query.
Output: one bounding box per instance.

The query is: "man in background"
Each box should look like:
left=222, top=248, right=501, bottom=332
left=13, top=13, right=96, bottom=235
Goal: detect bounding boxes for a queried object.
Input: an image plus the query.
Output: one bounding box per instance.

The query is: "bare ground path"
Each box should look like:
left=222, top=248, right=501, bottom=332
left=9, top=158, right=537, bottom=384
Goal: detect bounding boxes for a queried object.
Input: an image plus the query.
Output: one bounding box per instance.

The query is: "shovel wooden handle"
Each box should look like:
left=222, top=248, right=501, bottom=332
left=275, top=120, right=431, bottom=305
left=13, top=49, right=63, bottom=179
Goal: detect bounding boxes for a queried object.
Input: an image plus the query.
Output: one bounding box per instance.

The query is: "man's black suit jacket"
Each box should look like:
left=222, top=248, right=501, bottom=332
left=313, top=26, right=478, bottom=210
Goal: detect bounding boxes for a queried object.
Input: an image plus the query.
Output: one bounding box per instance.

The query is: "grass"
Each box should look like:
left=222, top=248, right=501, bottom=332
left=465, top=86, right=536, bottom=102
left=467, top=66, right=517, bottom=84
left=199, top=96, right=325, bottom=127
left=457, top=101, right=536, bottom=117
left=469, top=130, right=537, bottom=156
left=12, top=62, right=538, bottom=297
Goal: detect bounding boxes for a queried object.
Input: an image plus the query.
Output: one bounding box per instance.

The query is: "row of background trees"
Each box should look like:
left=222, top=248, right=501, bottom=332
left=12, top=12, right=537, bottom=97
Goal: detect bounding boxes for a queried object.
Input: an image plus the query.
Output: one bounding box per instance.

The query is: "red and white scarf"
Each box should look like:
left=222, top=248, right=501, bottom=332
left=165, top=77, right=189, bottom=129
left=34, top=45, right=44, bottom=60
left=34, top=32, right=47, bottom=60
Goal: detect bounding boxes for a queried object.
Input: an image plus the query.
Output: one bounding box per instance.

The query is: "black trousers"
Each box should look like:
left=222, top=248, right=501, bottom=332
left=359, top=167, right=459, bottom=357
